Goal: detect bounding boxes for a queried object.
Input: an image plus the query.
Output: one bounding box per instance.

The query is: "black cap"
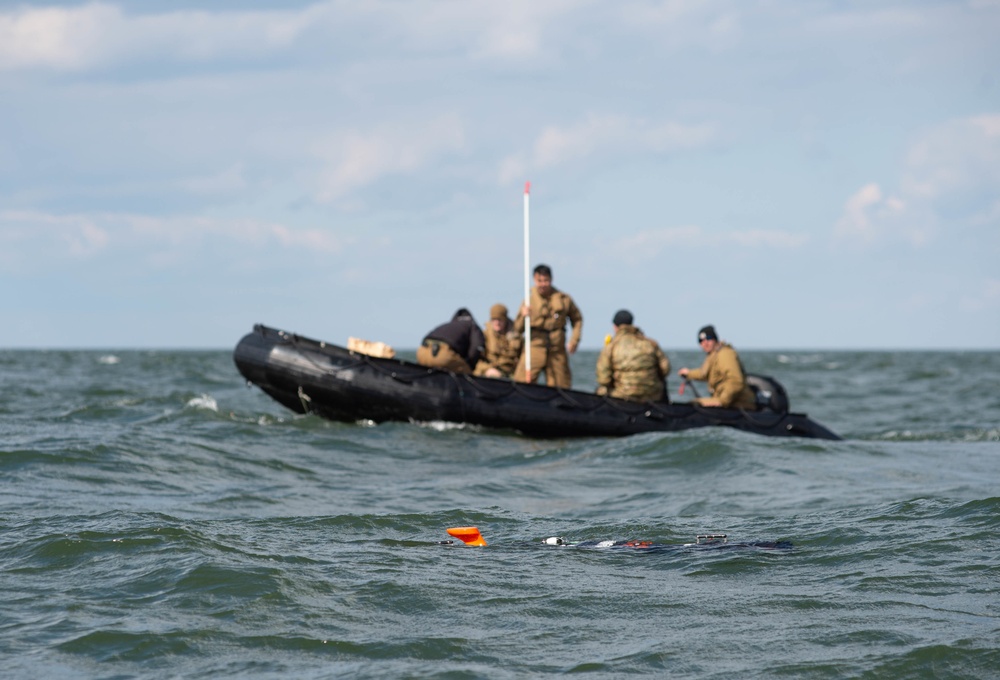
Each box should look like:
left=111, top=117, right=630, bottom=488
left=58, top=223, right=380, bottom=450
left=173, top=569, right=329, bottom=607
left=698, top=325, right=718, bottom=342
left=613, top=310, right=633, bottom=326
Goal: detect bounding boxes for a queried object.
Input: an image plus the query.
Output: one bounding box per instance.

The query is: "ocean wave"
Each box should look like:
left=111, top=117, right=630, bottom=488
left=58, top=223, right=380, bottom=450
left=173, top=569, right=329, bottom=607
left=185, top=394, right=218, bottom=412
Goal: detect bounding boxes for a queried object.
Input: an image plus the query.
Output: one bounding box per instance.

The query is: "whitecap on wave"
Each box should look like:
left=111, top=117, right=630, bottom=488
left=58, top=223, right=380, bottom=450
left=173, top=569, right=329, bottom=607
left=185, top=394, right=218, bottom=411
left=408, top=418, right=482, bottom=432
left=98, top=355, right=120, bottom=365
left=777, top=353, right=825, bottom=364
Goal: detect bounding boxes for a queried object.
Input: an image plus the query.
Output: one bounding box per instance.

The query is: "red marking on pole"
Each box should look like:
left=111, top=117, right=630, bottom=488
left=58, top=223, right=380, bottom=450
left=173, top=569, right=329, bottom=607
left=525, top=181, right=530, bottom=194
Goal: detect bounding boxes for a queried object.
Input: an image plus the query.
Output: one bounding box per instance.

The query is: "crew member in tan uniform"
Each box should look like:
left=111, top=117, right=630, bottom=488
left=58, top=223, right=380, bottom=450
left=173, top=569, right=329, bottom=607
left=596, top=310, right=670, bottom=402
left=512, top=264, right=583, bottom=388
left=474, top=303, right=523, bottom=378
left=677, top=325, right=757, bottom=409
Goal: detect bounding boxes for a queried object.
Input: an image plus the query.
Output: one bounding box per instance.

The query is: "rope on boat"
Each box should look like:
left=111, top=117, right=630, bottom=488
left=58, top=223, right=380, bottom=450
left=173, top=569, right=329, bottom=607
left=688, top=401, right=746, bottom=424
left=550, top=388, right=597, bottom=410
left=598, top=395, right=658, bottom=415
left=734, top=407, right=784, bottom=429
left=297, top=386, right=312, bottom=413
left=282, top=332, right=420, bottom=383
left=449, top=372, right=467, bottom=421
left=686, top=401, right=784, bottom=430
left=284, top=336, right=370, bottom=375
left=459, top=375, right=518, bottom=400
left=506, top=381, right=562, bottom=402
left=458, top=373, right=605, bottom=410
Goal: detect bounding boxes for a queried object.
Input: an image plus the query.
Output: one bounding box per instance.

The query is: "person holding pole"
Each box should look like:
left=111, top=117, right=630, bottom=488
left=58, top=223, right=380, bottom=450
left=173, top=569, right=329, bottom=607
left=512, top=264, right=583, bottom=388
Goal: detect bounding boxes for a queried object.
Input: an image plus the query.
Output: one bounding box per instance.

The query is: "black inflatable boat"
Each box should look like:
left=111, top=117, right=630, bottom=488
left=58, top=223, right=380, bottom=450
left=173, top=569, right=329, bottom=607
left=233, top=324, right=842, bottom=440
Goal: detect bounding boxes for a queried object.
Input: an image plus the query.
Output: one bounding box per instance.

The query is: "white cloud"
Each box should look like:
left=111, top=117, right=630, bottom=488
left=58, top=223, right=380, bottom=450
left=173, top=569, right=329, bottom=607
left=0, top=2, right=321, bottom=72
left=0, top=1, right=587, bottom=73
left=601, top=224, right=807, bottom=262
left=0, top=211, right=344, bottom=273
left=66, top=220, right=111, bottom=256
left=835, top=113, right=1000, bottom=248
left=127, top=215, right=346, bottom=254
left=833, top=183, right=906, bottom=245
left=970, top=114, right=1000, bottom=136
left=499, top=114, right=715, bottom=182
left=313, top=116, right=467, bottom=202
left=0, top=3, right=120, bottom=71
left=616, top=0, right=741, bottom=50
left=0, top=0, right=747, bottom=77
left=0, top=211, right=110, bottom=263
left=462, top=1, right=582, bottom=61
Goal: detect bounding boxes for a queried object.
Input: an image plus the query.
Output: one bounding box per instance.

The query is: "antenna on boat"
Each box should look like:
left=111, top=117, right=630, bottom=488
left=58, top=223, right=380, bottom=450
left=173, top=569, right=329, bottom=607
left=523, top=181, right=532, bottom=382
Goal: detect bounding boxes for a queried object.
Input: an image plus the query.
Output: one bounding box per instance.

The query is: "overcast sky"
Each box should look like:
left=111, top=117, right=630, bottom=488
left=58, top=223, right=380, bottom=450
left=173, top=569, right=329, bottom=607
left=2, top=0, right=998, bottom=350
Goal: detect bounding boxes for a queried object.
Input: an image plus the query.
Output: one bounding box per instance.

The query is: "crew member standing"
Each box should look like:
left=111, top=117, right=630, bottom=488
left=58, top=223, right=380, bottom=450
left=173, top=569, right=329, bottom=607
left=474, top=303, right=523, bottom=378
left=512, top=264, right=583, bottom=388
left=416, top=308, right=485, bottom=374
left=596, top=310, right=670, bottom=402
left=677, top=325, right=757, bottom=409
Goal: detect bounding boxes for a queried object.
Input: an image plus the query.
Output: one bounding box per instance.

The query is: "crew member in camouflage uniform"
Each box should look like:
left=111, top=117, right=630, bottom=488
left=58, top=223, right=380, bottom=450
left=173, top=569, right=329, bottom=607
left=677, top=325, right=757, bottom=409
left=416, top=308, right=485, bottom=374
left=595, top=310, right=670, bottom=402
left=474, top=303, right=523, bottom=378
left=512, top=264, right=583, bottom=388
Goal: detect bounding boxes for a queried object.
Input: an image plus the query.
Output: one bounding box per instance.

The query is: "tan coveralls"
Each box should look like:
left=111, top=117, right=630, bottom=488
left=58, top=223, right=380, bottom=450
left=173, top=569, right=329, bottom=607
left=512, top=286, right=583, bottom=388
left=416, top=340, right=472, bottom=374
left=685, top=342, right=757, bottom=409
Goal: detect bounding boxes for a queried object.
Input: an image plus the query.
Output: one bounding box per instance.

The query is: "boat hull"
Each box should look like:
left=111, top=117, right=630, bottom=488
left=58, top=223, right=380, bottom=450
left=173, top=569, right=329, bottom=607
left=233, top=324, right=842, bottom=440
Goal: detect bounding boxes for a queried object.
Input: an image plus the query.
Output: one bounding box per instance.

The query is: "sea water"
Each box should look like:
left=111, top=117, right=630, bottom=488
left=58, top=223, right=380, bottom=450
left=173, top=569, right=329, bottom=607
left=1, top=347, right=998, bottom=678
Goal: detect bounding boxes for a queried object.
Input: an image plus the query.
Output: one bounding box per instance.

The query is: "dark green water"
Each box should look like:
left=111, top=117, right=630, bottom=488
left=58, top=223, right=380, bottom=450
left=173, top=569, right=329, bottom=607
left=2, top=347, right=998, bottom=678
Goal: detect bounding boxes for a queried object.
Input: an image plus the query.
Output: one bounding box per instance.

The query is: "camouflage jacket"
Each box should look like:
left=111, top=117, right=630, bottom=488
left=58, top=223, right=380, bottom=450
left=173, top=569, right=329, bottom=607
left=474, top=322, right=523, bottom=377
left=595, top=325, right=670, bottom=402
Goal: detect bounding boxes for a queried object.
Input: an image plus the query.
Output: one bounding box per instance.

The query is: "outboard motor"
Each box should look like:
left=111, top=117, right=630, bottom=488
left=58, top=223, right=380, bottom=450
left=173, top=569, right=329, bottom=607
left=746, top=374, right=789, bottom=414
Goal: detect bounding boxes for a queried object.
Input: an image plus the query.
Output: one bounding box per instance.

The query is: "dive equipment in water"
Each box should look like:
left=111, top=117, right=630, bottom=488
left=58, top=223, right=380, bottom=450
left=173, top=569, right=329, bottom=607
left=445, top=527, right=791, bottom=551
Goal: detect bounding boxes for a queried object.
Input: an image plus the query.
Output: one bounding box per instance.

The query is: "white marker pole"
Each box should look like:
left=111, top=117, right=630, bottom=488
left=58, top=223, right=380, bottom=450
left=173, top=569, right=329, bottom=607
left=523, top=181, right=531, bottom=383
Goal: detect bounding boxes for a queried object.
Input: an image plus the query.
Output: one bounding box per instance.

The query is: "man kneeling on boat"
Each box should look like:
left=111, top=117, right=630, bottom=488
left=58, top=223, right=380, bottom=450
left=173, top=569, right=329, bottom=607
left=416, top=308, right=486, bottom=374
left=677, top=325, right=757, bottom=410
left=474, top=303, right=523, bottom=379
left=595, top=310, right=671, bottom=403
